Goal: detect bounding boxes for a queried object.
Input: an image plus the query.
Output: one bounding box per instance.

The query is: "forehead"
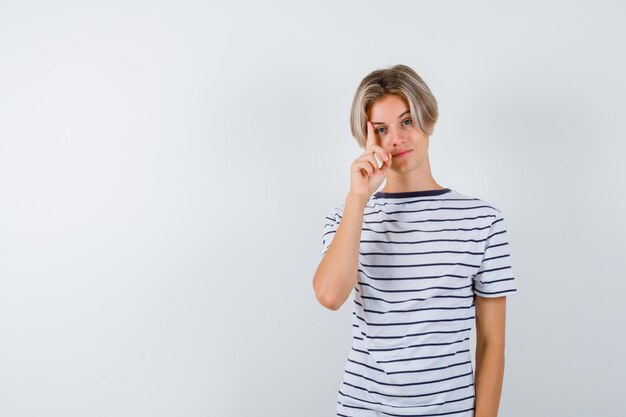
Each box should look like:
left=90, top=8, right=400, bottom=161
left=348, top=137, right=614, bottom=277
left=367, top=94, right=409, bottom=121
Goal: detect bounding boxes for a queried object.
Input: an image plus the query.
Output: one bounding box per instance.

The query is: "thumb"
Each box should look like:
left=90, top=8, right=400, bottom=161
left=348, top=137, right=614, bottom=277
left=379, top=157, right=391, bottom=175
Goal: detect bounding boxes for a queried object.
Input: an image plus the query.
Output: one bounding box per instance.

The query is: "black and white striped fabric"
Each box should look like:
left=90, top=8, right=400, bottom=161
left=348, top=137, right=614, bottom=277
left=321, top=188, right=517, bottom=417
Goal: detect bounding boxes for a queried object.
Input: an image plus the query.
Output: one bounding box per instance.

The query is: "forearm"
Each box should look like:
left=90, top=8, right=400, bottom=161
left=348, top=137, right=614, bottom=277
left=474, top=341, right=505, bottom=417
left=313, top=193, right=368, bottom=310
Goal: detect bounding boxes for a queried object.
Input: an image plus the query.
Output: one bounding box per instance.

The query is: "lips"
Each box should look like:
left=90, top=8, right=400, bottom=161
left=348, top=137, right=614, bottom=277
left=393, top=150, right=412, bottom=157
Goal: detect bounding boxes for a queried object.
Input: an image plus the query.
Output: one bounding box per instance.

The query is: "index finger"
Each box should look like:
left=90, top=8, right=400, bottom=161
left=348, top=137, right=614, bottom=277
left=365, top=120, right=377, bottom=148
left=364, top=120, right=390, bottom=163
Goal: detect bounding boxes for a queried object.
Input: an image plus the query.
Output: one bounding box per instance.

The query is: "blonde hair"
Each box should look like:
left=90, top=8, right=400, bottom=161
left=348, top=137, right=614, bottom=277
left=350, top=64, right=439, bottom=148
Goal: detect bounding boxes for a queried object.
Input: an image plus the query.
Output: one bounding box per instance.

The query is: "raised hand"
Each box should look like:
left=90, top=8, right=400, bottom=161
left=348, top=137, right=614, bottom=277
left=348, top=120, right=392, bottom=200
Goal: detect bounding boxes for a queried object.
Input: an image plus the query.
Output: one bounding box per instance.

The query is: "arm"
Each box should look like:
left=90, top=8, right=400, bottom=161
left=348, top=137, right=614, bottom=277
left=474, top=295, right=507, bottom=417
left=312, top=193, right=368, bottom=311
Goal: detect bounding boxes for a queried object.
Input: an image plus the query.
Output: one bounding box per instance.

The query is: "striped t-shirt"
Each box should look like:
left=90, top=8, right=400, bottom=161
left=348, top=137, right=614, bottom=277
left=321, top=187, right=517, bottom=417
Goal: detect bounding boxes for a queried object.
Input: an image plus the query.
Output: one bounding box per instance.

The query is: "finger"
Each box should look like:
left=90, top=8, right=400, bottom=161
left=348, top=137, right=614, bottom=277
left=365, top=120, right=377, bottom=149
left=358, top=160, right=377, bottom=177
left=358, top=153, right=383, bottom=171
left=353, top=161, right=375, bottom=177
left=362, top=144, right=390, bottom=165
left=380, top=154, right=392, bottom=173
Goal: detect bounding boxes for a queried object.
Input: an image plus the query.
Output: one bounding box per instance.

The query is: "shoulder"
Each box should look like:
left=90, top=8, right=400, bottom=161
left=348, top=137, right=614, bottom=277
left=324, top=203, right=346, bottom=225
left=327, top=194, right=378, bottom=218
left=327, top=203, right=345, bottom=216
left=450, top=188, right=504, bottom=219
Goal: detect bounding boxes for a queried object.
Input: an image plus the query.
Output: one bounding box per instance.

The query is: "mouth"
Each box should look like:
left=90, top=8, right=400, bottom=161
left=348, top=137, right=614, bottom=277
left=393, top=150, right=412, bottom=158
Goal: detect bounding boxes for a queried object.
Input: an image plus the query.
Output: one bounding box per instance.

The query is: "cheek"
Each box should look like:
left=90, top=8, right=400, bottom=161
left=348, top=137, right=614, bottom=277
left=380, top=137, right=392, bottom=149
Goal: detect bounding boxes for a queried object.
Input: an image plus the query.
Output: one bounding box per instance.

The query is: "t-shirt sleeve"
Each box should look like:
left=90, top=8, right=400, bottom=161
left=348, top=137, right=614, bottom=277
left=472, top=210, right=518, bottom=298
left=321, top=205, right=343, bottom=256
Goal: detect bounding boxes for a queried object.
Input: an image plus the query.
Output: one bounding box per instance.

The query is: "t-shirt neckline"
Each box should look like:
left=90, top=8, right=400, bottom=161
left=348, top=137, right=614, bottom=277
left=373, top=187, right=452, bottom=199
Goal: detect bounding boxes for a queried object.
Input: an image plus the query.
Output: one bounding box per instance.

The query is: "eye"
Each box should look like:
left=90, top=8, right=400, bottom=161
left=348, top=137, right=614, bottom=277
left=376, top=127, right=386, bottom=134
left=402, top=118, right=412, bottom=126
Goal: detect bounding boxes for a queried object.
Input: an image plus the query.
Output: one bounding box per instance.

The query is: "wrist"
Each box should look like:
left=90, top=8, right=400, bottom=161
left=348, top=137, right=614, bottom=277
left=346, top=193, right=370, bottom=207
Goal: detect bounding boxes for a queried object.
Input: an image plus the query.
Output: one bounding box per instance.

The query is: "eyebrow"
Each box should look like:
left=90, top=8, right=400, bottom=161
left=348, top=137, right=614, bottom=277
left=371, top=110, right=411, bottom=125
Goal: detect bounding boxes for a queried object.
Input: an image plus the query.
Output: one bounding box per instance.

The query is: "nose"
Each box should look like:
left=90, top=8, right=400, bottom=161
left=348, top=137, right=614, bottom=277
left=386, top=126, right=407, bottom=147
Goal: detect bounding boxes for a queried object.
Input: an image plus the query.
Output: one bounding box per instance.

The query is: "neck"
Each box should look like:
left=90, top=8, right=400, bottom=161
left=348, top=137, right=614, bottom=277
left=381, top=158, right=443, bottom=193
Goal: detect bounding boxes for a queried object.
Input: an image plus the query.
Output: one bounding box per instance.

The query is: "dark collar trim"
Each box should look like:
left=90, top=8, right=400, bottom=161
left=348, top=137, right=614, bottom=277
left=373, top=188, right=451, bottom=199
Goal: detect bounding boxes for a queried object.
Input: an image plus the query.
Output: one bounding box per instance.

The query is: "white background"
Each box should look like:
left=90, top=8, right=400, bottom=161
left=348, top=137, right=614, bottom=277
left=1, top=1, right=624, bottom=416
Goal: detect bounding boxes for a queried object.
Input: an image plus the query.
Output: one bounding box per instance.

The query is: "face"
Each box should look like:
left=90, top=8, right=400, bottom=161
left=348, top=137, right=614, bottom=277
left=367, top=94, right=430, bottom=174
